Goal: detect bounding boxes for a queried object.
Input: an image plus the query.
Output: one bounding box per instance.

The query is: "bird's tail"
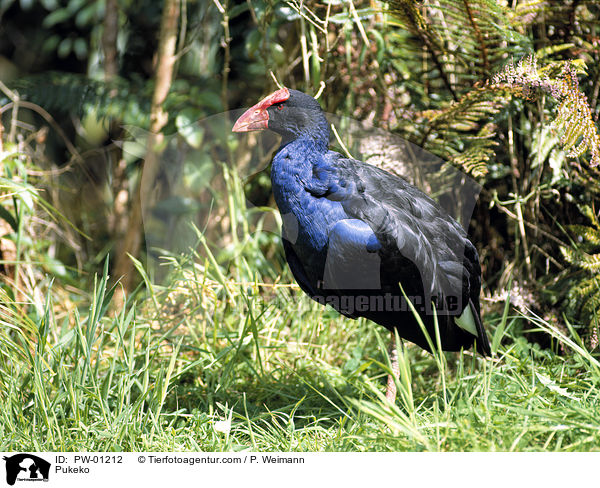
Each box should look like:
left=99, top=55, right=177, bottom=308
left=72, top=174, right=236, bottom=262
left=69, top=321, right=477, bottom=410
left=470, top=299, right=491, bottom=356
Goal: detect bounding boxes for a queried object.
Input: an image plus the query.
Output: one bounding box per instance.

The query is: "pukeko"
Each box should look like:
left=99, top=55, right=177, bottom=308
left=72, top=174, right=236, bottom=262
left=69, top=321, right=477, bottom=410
left=232, top=87, right=491, bottom=401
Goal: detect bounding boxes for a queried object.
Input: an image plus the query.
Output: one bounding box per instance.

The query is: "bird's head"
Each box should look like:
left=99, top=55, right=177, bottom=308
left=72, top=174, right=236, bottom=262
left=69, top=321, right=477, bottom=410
left=232, top=87, right=329, bottom=148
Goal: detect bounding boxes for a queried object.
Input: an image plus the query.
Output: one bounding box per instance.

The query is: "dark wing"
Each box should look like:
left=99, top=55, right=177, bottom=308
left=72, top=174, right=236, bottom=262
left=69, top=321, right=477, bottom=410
left=315, top=151, right=490, bottom=353
left=323, top=154, right=472, bottom=308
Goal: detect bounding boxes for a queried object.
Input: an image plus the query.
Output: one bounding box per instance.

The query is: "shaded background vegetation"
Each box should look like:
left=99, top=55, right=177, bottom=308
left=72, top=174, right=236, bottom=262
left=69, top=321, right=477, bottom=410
left=1, top=0, right=600, bottom=452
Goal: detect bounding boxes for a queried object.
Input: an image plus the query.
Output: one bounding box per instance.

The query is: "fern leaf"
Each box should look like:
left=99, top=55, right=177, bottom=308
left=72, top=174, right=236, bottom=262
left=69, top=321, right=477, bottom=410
left=567, top=225, right=600, bottom=247
left=492, top=55, right=600, bottom=167
left=561, top=247, right=600, bottom=272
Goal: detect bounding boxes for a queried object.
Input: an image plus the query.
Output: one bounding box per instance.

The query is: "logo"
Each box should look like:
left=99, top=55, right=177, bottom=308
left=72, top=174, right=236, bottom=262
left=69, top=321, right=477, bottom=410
left=3, top=454, right=51, bottom=486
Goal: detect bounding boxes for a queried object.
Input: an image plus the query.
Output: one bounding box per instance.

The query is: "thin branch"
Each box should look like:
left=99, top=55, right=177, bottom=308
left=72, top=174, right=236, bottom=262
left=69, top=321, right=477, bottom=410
left=348, top=0, right=370, bottom=46
left=285, top=0, right=327, bottom=33
left=8, top=92, right=18, bottom=143
left=114, top=0, right=180, bottom=294
left=102, top=0, right=119, bottom=80
left=0, top=100, right=83, bottom=163
left=331, top=123, right=353, bottom=159
left=484, top=189, right=569, bottom=248
left=214, top=0, right=231, bottom=112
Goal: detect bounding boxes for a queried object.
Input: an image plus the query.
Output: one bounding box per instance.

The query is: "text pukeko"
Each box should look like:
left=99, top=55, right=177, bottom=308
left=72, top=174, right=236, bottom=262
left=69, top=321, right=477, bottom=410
left=233, top=87, right=491, bottom=401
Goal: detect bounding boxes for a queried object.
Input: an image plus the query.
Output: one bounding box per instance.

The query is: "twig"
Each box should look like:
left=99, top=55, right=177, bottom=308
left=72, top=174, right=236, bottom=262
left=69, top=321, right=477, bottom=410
left=102, top=0, right=119, bottom=80
left=285, top=1, right=326, bottom=33
left=8, top=92, right=18, bottom=143
left=324, top=1, right=331, bottom=51
left=213, top=0, right=231, bottom=112
left=348, top=0, right=370, bottom=46
left=485, top=189, right=568, bottom=248
left=269, top=71, right=283, bottom=89
left=531, top=244, right=564, bottom=271
left=178, top=0, right=188, bottom=58
left=246, top=0, right=258, bottom=24
left=0, top=100, right=84, bottom=163
left=300, top=15, right=310, bottom=84
left=173, top=0, right=189, bottom=65
left=331, top=123, right=353, bottom=159
left=0, top=79, right=15, bottom=100
left=313, top=81, right=325, bottom=99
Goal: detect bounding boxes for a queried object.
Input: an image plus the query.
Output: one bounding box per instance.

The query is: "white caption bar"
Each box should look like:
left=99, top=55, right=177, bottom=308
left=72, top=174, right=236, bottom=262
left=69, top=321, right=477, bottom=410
left=0, top=452, right=598, bottom=487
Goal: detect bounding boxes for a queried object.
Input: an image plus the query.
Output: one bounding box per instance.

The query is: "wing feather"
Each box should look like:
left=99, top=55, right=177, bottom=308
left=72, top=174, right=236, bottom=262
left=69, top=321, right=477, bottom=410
left=321, top=152, right=480, bottom=318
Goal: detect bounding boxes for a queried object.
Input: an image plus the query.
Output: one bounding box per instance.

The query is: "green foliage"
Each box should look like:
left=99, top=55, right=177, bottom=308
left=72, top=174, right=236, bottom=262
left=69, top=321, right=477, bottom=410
left=3, top=0, right=600, bottom=454
left=389, top=0, right=527, bottom=79
left=493, top=55, right=600, bottom=167
left=560, top=206, right=600, bottom=330
left=449, top=122, right=498, bottom=178
left=0, top=117, right=77, bottom=301
left=418, top=87, right=508, bottom=176
left=4, top=224, right=600, bottom=451
left=379, top=1, right=600, bottom=338
left=383, top=0, right=528, bottom=177
left=10, top=72, right=149, bottom=123
left=385, top=0, right=599, bottom=189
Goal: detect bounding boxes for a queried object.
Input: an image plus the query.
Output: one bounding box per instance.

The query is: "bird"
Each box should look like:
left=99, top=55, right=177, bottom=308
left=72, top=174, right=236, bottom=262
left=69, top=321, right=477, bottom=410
left=232, top=87, right=491, bottom=401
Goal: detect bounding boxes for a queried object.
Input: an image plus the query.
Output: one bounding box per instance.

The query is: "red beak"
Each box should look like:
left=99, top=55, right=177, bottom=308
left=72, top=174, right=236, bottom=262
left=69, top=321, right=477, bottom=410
left=232, top=87, right=290, bottom=132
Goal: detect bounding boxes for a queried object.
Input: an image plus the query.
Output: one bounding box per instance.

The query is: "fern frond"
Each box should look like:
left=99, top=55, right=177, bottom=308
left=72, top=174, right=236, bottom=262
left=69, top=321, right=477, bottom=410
left=561, top=247, right=600, bottom=272
left=567, top=225, right=600, bottom=247
left=420, top=86, right=507, bottom=130
left=448, top=123, right=498, bottom=177
left=575, top=275, right=600, bottom=299
left=492, top=55, right=600, bottom=166
left=10, top=72, right=151, bottom=126
left=560, top=203, right=600, bottom=322
left=508, top=0, right=549, bottom=28
left=417, top=87, right=507, bottom=176
left=566, top=273, right=600, bottom=320
left=579, top=205, right=599, bottom=227
left=388, top=0, right=529, bottom=82
left=387, top=0, right=428, bottom=31
left=582, top=294, right=600, bottom=319
left=384, top=1, right=531, bottom=176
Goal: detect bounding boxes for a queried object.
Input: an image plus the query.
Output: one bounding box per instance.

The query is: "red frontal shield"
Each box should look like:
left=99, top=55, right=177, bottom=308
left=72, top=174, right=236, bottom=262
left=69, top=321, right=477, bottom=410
left=232, top=87, right=290, bottom=132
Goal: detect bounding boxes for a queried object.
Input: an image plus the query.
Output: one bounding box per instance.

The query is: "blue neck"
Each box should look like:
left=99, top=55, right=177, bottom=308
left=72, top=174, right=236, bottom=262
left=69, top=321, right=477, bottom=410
left=271, top=138, right=323, bottom=215
left=270, top=136, right=345, bottom=256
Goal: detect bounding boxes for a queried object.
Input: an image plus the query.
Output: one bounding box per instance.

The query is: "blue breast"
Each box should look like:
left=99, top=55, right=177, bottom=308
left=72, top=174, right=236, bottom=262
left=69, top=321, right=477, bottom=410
left=270, top=138, right=348, bottom=276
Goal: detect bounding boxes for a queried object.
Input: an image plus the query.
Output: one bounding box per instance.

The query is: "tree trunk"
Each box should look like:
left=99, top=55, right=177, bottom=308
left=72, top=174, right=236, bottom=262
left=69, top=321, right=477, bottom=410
left=102, top=0, right=129, bottom=275
left=113, top=0, right=180, bottom=301
left=102, top=0, right=119, bottom=81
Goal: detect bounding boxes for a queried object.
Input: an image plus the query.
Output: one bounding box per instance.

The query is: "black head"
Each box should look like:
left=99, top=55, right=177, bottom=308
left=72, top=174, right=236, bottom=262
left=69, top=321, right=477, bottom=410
left=233, top=87, right=329, bottom=148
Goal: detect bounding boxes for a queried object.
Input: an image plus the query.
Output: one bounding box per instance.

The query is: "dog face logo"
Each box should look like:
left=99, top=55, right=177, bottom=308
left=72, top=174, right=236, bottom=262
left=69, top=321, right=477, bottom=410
left=3, top=454, right=51, bottom=486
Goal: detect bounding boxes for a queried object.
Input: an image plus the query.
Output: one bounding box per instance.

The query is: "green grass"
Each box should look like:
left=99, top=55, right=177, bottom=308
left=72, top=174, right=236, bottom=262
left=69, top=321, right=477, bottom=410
left=1, top=162, right=599, bottom=452
left=1, top=248, right=600, bottom=452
